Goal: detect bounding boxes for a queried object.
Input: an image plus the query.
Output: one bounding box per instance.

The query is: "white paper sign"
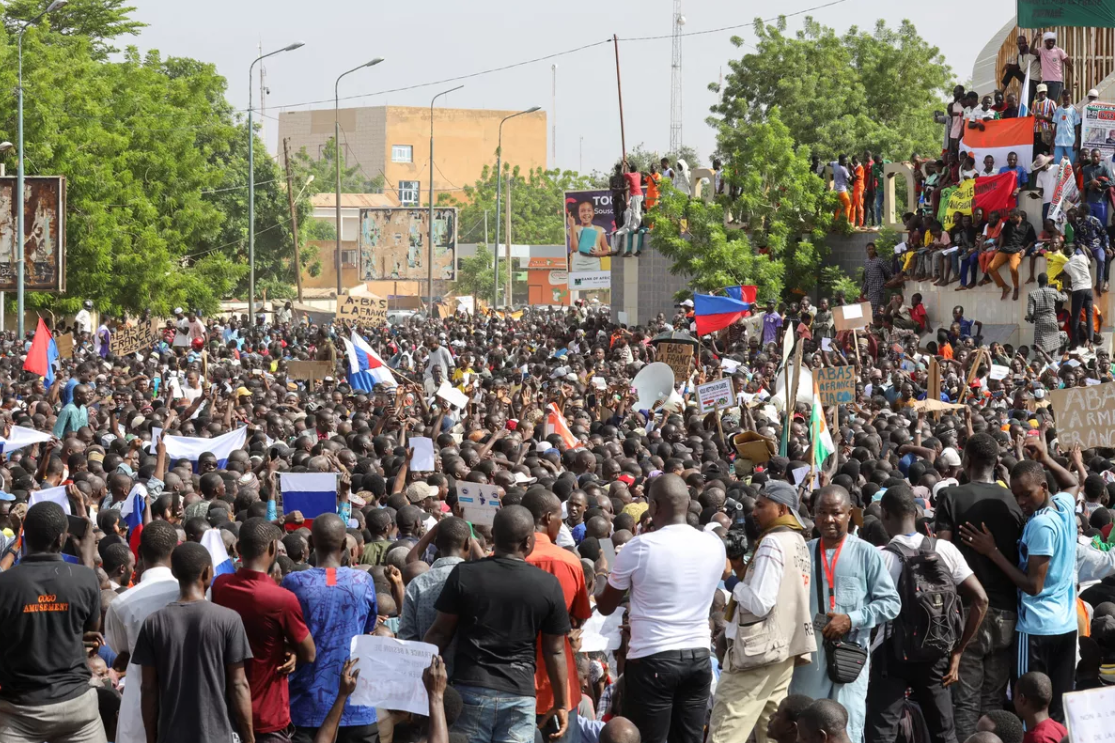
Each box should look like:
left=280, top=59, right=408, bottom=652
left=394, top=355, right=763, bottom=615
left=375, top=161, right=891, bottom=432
left=821, top=337, right=833, bottom=352
left=791, top=466, right=811, bottom=486
left=579, top=607, right=626, bottom=652
left=617, top=311, right=629, bottom=326
left=843, top=304, right=863, bottom=320
left=410, top=437, right=435, bottom=472
left=436, top=382, right=470, bottom=411
left=151, top=427, right=163, bottom=449
left=696, top=378, right=736, bottom=414
left=348, top=636, right=438, bottom=716
left=1064, top=686, right=1115, bottom=743
left=457, top=483, right=500, bottom=526
left=592, top=377, right=608, bottom=390
left=989, top=364, right=1009, bottom=381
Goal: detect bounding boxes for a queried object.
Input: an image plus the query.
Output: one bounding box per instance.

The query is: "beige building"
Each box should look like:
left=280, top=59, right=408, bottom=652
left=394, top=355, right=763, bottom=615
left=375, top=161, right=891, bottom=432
left=278, top=105, right=547, bottom=206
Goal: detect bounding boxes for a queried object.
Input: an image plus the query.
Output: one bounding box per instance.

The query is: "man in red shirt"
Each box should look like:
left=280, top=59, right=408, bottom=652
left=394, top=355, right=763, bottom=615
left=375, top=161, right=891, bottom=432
left=213, top=517, right=316, bottom=742
left=1016, top=671, right=1066, bottom=743
left=522, top=489, right=593, bottom=742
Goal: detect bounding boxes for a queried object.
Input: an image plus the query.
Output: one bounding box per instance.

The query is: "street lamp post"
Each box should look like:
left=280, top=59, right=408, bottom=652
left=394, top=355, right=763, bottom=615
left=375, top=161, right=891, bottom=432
left=248, top=41, right=304, bottom=326
left=493, top=107, right=540, bottom=307
left=429, top=85, right=463, bottom=314
left=334, top=58, right=384, bottom=304
left=16, top=0, right=67, bottom=339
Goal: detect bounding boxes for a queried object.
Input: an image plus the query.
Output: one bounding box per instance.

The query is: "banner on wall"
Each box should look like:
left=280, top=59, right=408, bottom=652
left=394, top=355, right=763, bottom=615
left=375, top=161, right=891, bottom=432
left=564, top=190, right=613, bottom=276
left=1017, top=0, right=1115, bottom=28
left=942, top=172, right=1017, bottom=230
left=1082, top=102, right=1115, bottom=161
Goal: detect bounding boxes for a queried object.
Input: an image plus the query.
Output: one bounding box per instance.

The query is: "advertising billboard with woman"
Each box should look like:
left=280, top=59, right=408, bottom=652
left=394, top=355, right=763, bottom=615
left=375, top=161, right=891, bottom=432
left=564, top=189, right=614, bottom=276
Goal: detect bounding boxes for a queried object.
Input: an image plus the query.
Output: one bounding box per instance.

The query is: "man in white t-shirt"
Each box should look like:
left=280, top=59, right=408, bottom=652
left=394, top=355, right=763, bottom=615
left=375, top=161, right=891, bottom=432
left=865, top=484, right=989, bottom=743
left=598, top=473, right=726, bottom=743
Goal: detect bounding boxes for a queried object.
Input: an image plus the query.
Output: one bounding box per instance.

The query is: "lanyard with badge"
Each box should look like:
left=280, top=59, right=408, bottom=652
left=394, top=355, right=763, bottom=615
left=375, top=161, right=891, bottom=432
left=814, top=537, right=845, bottom=632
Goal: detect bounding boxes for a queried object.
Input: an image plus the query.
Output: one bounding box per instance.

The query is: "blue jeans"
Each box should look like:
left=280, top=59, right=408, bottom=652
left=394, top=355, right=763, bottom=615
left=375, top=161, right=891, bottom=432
left=453, top=685, right=537, bottom=743
left=875, top=188, right=885, bottom=226
left=1089, top=199, right=1109, bottom=227
left=1053, top=145, right=1075, bottom=167
left=960, top=251, right=980, bottom=286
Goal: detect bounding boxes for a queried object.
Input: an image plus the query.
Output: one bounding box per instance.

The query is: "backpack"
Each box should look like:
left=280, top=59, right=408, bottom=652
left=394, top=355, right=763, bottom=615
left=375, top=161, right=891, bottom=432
left=885, top=537, right=963, bottom=663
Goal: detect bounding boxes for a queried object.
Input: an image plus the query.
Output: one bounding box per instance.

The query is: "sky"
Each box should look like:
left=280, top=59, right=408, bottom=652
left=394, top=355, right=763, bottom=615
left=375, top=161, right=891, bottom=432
left=127, top=0, right=1015, bottom=177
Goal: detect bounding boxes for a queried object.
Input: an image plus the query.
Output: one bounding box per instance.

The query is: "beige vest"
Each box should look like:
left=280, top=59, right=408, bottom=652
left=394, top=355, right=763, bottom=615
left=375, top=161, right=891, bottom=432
left=726, top=529, right=817, bottom=672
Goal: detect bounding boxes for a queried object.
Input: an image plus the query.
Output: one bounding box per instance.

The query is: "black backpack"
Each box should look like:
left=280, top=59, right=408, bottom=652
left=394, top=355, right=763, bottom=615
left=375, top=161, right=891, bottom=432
left=885, top=537, right=963, bottom=662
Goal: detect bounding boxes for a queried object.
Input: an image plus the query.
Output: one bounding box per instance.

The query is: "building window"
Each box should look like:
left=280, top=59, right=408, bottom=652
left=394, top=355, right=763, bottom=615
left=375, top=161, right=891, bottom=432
left=398, top=180, right=420, bottom=206
left=392, top=145, right=413, bottom=163
left=341, top=249, right=357, bottom=266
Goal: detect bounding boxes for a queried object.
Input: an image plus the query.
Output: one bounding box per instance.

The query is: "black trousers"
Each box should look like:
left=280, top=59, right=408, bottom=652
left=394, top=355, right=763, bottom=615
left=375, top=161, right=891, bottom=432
left=293, top=722, right=379, bottom=743
left=621, top=648, right=711, bottom=743
left=1072, top=289, right=1094, bottom=346
left=865, top=647, right=958, bottom=743
left=1014, top=630, right=1077, bottom=723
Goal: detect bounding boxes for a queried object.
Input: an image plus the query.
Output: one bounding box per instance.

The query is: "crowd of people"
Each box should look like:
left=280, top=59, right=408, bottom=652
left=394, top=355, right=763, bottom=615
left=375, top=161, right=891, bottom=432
left=0, top=285, right=1109, bottom=743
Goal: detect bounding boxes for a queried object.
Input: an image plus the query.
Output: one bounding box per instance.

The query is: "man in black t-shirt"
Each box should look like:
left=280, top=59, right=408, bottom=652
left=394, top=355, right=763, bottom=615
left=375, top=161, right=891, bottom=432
left=0, top=501, right=104, bottom=743
left=425, top=505, right=571, bottom=743
left=933, top=432, right=1025, bottom=742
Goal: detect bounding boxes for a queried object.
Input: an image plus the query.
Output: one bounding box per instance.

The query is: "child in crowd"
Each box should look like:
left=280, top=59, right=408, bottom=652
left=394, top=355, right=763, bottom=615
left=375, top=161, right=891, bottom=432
left=1014, top=671, right=1066, bottom=743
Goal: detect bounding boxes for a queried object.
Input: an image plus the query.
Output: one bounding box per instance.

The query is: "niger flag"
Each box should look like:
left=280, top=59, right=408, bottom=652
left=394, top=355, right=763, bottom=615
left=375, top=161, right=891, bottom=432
left=544, top=402, right=582, bottom=449
left=959, top=116, right=1033, bottom=172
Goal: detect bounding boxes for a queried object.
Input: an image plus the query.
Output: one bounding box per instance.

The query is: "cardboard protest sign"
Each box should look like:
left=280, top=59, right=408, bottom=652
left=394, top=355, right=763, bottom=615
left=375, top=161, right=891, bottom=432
left=1050, top=382, right=1115, bottom=449
left=658, top=342, right=694, bottom=380
left=815, top=366, right=856, bottom=407
left=55, top=333, right=74, bottom=359
left=348, top=636, right=438, bottom=715
left=696, top=378, right=735, bottom=414
left=336, top=294, right=388, bottom=326
left=457, top=482, right=499, bottom=526
left=112, top=320, right=159, bottom=356
left=833, top=302, right=872, bottom=332
left=287, top=360, right=333, bottom=381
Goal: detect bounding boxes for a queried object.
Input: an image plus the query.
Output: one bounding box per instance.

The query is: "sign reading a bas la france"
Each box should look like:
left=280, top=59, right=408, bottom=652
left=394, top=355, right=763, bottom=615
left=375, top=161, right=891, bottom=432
left=336, top=294, right=388, bottom=325
left=112, top=320, right=160, bottom=356
left=658, top=342, right=694, bottom=380
left=1050, top=382, right=1115, bottom=449
left=815, top=366, right=856, bottom=407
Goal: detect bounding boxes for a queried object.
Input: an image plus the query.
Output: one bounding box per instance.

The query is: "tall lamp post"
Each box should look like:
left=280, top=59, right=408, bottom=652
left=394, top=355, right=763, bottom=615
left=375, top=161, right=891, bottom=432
left=334, top=58, right=384, bottom=303
left=16, top=0, right=67, bottom=339
left=248, top=41, right=304, bottom=325
left=428, top=85, right=463, bottom=314
left=493, top=107, right=540, bottom=307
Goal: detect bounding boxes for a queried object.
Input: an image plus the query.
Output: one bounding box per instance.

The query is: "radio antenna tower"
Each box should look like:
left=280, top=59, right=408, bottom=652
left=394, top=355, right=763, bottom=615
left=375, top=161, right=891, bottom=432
left=669, top=0, right=685, bottom=155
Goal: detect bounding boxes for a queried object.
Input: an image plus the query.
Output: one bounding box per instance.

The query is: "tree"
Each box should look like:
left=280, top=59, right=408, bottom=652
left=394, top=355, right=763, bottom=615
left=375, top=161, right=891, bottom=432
left=290, top=137, right=384, bottom=195
left=710, top=17, right=954, bottom=161
left=4, top=0, right=145, bottom=58
left=454, top=243, right=495, bottom=303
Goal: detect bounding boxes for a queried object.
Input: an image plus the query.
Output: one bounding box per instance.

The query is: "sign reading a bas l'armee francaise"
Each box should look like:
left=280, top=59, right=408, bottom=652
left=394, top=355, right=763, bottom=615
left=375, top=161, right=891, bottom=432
left=1050, top=382, right=1115, bottom=449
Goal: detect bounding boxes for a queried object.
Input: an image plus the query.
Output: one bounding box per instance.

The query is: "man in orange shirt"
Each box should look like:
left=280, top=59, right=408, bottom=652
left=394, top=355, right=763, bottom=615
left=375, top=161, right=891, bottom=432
left=522, top=489, right=593, bottom=742
left=645, top=164, right=662, bottom=209
left=851, top=155, right=866, bottom=228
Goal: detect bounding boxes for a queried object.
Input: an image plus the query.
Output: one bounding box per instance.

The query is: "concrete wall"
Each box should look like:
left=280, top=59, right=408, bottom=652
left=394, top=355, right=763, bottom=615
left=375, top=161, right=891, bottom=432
left=280, top=107, right=387, bottom=195
left=610, top=249, right=691, bottom=327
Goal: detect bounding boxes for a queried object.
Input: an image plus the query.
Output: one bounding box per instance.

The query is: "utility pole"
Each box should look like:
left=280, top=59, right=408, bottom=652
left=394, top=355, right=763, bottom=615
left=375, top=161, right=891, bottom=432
left=505, top=175, right=512, bottom=306
left=282, top=137, right=305, bottom=302
left=551, top=64, right=557, bottom=166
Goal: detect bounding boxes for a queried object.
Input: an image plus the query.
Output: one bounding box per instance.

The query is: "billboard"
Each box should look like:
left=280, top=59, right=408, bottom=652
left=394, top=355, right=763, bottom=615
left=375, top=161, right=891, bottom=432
left=359, top=207, right=457, bottom=281
left=0, top=176, right=66, bottom=292
left=1082, top=102, right=1115, bottom=161
left=563, top=189, right=612, bottom=282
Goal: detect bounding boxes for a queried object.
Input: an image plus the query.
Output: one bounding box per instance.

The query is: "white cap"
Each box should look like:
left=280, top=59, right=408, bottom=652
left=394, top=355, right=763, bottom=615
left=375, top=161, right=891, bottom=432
left=173, top=307, right=183, bottom=315
left=1089, top=89, right=1100, bottom=98
left=681, top=299, right=694, bottom=308
left=1043, top=31, right=1057, bottom=41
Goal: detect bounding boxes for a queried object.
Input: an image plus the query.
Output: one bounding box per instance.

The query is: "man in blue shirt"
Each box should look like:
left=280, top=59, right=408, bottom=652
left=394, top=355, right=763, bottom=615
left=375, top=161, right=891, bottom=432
left=961, top=438, right=1079, bottom=723
left=283, top=513, right=379, bottom=743
left=997, top=151, right=1029, bottom=199
left=1052, top=90, right=1080, bottom=167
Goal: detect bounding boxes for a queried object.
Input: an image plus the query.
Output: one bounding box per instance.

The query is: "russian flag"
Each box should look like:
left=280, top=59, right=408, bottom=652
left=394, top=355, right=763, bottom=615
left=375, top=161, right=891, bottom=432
left=23, top=317, right=59, bottom=388
left=0, top=425, right=52, bottom=454
left=28, top=485, right=70, bottom=515
left=201, top=528, right=237, bottom=580
left=279, top=472, right=339, bottom=522
left=118, top=483, right=147, bottom=534
left=959, top=116, right=1034, bottom=172
left=343, top=331, right=397, bottom=391
left=694, top=294, right=751, bottom=335
left=724, top=285, right=757, bottom=308
left=163, top=427, right=247, bottom=472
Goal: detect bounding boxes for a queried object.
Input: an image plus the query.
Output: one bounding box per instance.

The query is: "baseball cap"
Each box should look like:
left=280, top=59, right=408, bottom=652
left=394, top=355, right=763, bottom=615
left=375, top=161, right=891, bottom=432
left=939, top=447, right=962, bottom=467
left=405, top=482, right=435, bottom=503
left=1089, top=88, right=1100, bottom=98
left=0, top=490, right=14, bottom=502
left=759, top=480, right=806, bottom=529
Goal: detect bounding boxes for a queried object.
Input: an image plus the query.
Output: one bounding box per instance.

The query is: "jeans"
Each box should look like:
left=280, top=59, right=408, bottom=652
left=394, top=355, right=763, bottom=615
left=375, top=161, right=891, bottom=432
left=1089, top=199, right=1109, bottom=227
left=866, top=648, right=957, bottom=743
left=453, top=684, right=537, bottom=743
left=1053, top=145, right=1075, bottom=167
left=865, top=190, right=876, bottom=226
left=622, top=648, right=711, bottom=743
left=0, top=688, right=107, bottom=743
left=951, top=606, right=1016, bottom=743
left=876, top=189, right=885, bottom=226
left=1046, top=81, right=1064, bottom=102
left=1072, top=288, right=1095, bottom=346
left=960, top=251, right=980, bottom=286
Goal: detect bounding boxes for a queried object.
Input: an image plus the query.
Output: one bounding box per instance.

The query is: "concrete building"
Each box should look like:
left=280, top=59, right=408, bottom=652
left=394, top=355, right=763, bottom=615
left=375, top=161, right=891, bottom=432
left=278, top=106, right=547, bottom=206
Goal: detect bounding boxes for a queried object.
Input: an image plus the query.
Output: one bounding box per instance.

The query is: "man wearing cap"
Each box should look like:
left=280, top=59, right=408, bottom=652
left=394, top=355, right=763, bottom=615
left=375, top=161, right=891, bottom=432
left=708, top=480, right=815, bottom=743
left=1037, top=31, right=1072, bottom=103
left=75, top=300, right=94, bottom=336
left=790, top=485, right=899, bottom=743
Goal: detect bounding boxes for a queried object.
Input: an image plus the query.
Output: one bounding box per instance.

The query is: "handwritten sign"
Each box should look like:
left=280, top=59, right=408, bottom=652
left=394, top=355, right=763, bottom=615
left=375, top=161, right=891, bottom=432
left=337, top=294, right=388, bottom=326
left=833, top=302, right=872, bottom=332
left=815, top=366, right=857, bottom=407
left=696, top=378, right=735, bottom=414
left=457, top=482, right=500, bottom=526
left=658, top=342, right=694, bottom=380
left=348, top=636, right=438, bottom=716
left=287, top=360, right=334, bottom=381
left=1050, top=382, right=1115, bottom=449
left=112, top=320, right=159, bottom=356
left=1064, top=686, right=1115, bottom=743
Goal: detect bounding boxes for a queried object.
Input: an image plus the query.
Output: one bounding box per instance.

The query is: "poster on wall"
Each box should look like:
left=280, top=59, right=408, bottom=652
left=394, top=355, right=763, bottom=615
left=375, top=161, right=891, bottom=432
left=563, top=190, right=613, bottom=279
left=0, top=176, right=66, bottom=292
left=1082, top=102, right=1115, bottom=161
left=359, top=207, right=457, bottom=282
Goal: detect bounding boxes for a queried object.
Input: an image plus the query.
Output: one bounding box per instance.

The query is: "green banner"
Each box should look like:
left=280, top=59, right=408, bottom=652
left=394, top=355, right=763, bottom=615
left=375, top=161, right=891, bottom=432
left=1018, top=0, right=1115, bottom=29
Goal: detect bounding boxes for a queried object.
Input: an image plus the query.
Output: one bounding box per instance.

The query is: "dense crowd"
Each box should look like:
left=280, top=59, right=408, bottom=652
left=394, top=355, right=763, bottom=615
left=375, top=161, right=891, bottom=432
left=0, top=290, right=1109, bottom=743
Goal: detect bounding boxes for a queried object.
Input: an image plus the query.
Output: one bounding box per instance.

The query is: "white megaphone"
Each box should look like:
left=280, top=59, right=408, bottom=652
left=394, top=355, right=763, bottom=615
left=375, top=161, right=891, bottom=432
left=632, top=362, right=684, bottom=415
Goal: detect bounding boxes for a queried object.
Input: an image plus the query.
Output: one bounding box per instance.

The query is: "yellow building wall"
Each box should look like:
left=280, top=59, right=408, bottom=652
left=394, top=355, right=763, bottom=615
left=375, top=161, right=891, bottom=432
left=302, top=240, right=362, bottom=291
left=383, top=107, right=547, bottom=205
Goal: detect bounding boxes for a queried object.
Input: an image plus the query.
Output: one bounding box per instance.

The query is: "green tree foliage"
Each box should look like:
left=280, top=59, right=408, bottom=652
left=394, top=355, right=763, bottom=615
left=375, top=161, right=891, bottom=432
left=454, top=243, right=495, bottom=303
left=4, top=0, right=145, bottom=58
left=290, top=137, right=384, bottom=196
left=441, top=164, right=596, bottom=246
left=710, top=17, right=953, bottom=161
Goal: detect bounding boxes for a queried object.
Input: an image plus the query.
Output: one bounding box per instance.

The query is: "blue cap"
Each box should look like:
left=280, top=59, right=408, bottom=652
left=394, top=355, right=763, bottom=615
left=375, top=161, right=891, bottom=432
left=0, top=491, right=15, bottom=502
